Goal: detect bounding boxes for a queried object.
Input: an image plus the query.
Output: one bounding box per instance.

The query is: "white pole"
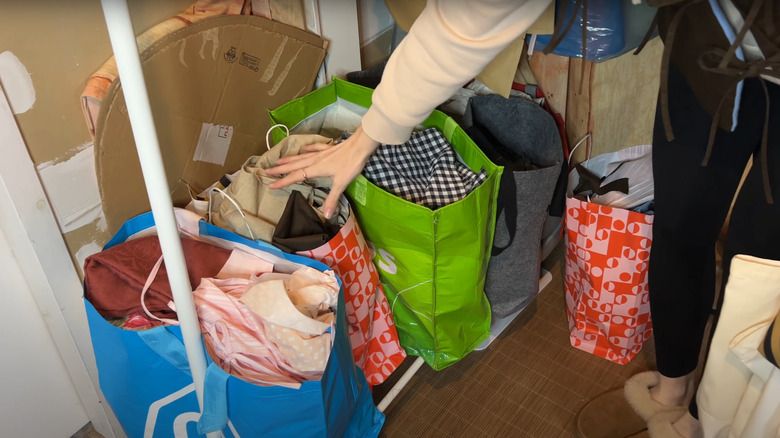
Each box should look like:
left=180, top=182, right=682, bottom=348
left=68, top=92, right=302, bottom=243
left=376, top=356, right=425, bottom=412
left=99, top=1, right=216, bottom=434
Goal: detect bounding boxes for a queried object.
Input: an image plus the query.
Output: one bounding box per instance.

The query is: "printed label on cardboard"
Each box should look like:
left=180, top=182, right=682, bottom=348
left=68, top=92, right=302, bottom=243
left=193, top=123, right=233, bottom=165
left=239, top=51, right=260, bottom=71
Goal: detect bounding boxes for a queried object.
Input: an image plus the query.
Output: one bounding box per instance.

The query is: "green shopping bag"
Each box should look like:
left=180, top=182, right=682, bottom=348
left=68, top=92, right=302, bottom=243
left=269, top=79, right=501, bottom=370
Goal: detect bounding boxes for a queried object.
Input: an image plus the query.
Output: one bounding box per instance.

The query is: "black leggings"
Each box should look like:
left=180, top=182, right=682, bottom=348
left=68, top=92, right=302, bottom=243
left=649, top=65, right=780, bottom=378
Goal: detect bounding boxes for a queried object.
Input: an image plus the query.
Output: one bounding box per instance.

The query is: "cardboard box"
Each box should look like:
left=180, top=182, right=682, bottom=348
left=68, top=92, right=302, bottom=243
left=95, top=14, right=327, bottom=235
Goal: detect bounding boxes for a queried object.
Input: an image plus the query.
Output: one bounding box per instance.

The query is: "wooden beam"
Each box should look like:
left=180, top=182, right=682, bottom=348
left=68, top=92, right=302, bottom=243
left=528, top=51, right=570, bottom=121
left=565, top=57, right=594, bottom=164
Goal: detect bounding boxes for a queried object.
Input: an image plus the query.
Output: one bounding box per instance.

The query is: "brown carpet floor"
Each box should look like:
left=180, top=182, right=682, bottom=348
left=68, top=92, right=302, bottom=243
left=372, top=242, right=657, bottom=438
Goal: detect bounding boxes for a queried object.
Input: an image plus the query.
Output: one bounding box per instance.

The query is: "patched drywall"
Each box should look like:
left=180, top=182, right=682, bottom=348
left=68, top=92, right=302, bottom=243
left=37, top=143, right=105, bottom=233
left=0, top=51, right=35, bottom=114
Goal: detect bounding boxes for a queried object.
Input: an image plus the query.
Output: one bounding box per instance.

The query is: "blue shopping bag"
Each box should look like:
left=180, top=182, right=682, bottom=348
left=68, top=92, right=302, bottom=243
left=529, top=0, right=657, bottom=62
left=84, top=210, right=384, bottom=438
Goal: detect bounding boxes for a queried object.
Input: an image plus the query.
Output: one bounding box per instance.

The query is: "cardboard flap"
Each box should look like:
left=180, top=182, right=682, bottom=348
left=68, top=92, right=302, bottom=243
left=95, top=15, right=327, bottom=235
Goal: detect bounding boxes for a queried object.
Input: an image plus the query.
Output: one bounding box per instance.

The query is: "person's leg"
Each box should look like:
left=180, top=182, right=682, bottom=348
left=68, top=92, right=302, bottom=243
left=648, top=67, right=765, bottom=407
left=662, top=80, right=780, bottom=438
left=719, top=84, right=780, bottom=301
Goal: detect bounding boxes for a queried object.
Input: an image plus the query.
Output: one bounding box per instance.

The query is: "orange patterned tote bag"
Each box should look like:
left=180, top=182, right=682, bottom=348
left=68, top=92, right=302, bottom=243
left=564, top=198, right=654, bottom=364
left=296, top=209, right=406, bottom=384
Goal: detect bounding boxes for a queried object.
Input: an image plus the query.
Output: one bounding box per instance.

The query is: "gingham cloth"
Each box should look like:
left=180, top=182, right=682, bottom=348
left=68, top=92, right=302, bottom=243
left=362, top=128, right=487, bottom=209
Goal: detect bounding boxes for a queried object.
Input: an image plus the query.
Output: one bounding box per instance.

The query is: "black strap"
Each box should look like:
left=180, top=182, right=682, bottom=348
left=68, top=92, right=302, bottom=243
left=543, top=0, right=584, bottom=55
left=572, top=163, right=630, bottom=198
left=492, top=168, right=518, bottom=256
left=465, top=125, right=518, bottom=256
left=633, top=10, right=659, bottom=55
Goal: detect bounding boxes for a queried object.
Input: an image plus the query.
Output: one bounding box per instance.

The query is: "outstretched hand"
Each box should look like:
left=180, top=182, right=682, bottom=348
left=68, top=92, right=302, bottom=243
left=266, top=126, right=379, bottom=219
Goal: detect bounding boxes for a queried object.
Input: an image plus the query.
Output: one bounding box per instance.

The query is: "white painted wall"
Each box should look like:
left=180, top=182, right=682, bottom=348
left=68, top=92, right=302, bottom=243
left=358, top=0, right=394, bottom=45
left=0, top=83, right=120, bottom=437
left=303, top=0, right=363, bottom=80
left=0, top=213, right=88, bottom=437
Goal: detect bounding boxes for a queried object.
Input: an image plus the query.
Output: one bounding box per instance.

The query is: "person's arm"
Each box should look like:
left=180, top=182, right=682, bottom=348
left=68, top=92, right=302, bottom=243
left=267, top=0, right=552, bottom=218
left=364, top=0, right=552, bottom=144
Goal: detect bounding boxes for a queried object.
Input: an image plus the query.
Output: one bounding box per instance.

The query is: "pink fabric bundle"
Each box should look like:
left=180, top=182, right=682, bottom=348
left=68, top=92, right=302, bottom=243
left=193, top=269, right=339, bottom=388
left=194, top=277, right=319, bottom=388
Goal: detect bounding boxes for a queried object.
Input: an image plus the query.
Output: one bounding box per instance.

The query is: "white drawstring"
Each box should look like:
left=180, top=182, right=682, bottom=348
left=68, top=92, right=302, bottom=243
left=569, top=133, right=593, bottom=203
left=209, top=187, right=256, bottom=241
left=568, top=133, right=592, bottom=166
left=266, top=124, right=289, bottom=151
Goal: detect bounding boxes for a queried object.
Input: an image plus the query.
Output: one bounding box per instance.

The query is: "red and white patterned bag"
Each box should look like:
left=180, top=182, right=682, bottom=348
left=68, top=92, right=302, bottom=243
left=564, top=198, right=654, bottom=364
left=297, top=209, right=406, bottom=384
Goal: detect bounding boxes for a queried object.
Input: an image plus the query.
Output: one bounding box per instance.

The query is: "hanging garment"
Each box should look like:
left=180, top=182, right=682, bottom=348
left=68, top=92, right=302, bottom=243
left=697, top=254, right=780, bottom=438
left=363, top=127, right=488, bottom=210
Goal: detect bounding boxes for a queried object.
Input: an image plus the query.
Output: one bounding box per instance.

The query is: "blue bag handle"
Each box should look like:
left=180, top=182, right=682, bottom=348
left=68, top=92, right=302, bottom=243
left=139, top=326, right=230, bottom=434
left=197, top=363, right=230, bottom=434
left=138, top=328, right=192, bottom=377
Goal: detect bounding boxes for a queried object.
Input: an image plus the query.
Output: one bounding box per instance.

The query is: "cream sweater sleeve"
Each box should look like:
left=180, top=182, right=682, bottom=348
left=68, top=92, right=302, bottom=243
left=361, top=0, right=553, bottom=145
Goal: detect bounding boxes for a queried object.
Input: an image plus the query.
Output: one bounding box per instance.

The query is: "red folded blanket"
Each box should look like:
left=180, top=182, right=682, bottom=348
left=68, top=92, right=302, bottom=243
left=84, top=235, right=232, bottom=320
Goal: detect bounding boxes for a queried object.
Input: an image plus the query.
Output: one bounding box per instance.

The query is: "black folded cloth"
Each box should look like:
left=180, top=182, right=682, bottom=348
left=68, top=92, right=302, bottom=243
left=272, top=190, right=341, bottom=253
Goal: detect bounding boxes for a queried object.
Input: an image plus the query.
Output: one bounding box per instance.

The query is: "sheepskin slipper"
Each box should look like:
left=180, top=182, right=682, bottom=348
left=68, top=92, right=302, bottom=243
left=647, top=410, right=687, bottom=438
left=623, top=371, right=687, bottom=422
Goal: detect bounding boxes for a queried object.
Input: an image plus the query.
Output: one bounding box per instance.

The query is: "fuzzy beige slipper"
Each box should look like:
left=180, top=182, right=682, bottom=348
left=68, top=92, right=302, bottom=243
left=623, top=371, right=687, bottom=422
left=646, top=410, right=687, bottom=438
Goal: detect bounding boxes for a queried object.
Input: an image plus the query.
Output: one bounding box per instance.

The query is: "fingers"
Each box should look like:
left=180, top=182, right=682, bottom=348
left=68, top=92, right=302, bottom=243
left=269, top=143, right=341, bottom=172
left=275, top=152, right=317, bottom=165
left=268, top=168, right=307, bottom=190
left=321, top=180, right=346, bottom=219
left=266, top=156, right=316, bottom=177
left=301, top=143, right=335, bottom=153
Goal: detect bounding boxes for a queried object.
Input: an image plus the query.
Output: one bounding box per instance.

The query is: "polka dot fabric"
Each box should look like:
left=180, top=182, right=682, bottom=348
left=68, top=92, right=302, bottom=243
left=564, top=198, right=654, bottom=365
left=296, top=210, right=406, bottom=385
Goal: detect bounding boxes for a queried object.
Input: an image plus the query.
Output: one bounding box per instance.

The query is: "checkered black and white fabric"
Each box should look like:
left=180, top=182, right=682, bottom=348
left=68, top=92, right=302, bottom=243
left=363, top=128, right=487, bottom=209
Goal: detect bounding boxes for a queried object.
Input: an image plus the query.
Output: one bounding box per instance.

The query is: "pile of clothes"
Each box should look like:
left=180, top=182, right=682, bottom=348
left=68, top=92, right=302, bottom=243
left=84, top=232, right=339, bottom=388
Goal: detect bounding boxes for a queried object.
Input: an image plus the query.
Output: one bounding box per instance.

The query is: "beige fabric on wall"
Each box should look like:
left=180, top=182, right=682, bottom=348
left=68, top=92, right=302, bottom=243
left=384, top=0, right=554, bottom=97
